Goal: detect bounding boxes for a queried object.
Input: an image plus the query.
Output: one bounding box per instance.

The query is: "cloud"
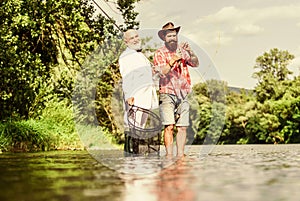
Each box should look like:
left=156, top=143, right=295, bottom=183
left=202, top=6, right=241, bottom=23
left=200, top=5, right=300, bottom=24
left=193, top=4, right=300, bottom=45
left=233, top=24, right=264, bottom=35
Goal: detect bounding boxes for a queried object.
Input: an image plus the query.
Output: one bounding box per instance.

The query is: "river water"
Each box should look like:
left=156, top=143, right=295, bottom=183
left=0, top=144, right=300, bottom=201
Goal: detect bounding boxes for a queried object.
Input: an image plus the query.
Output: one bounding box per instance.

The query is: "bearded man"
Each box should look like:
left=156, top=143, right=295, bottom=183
left=153, top=22, right=199, bottom=157
left=119, top=29, right=158, bottom=154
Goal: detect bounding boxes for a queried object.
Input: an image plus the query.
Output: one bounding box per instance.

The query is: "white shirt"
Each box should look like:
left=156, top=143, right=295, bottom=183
left=119, top=48, right=158, bottom=109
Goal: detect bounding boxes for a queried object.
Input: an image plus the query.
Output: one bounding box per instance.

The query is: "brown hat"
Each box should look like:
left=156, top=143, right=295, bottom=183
left=158, top=22, right=181, bottom=40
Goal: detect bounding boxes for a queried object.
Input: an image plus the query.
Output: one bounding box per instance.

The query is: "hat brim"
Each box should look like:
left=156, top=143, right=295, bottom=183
left=158, top=26, right=181, bottom=40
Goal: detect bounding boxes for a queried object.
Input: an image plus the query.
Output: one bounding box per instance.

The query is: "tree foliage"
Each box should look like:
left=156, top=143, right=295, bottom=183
left=192, top=48, right=299, bottom=145
left=0, top=0, right=139, bottom=120
left=191, top=80, right=227, bottom=144
left=253, top=48, right=295, bottom=102
left=117, top=0, right=140, bottom=30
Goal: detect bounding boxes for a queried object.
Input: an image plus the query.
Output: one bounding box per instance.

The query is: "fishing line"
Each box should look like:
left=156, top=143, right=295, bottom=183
left=91, top=0, right=123, bottom=32
left=101, top=0, right=120, bottom=14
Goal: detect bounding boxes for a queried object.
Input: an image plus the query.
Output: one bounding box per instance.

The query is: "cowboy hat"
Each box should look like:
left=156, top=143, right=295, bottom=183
left=158, top=22, right=181, bottom=40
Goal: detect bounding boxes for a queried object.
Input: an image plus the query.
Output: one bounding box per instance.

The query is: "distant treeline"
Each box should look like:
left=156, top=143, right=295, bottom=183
left=191, top=48, right=300, bottom=145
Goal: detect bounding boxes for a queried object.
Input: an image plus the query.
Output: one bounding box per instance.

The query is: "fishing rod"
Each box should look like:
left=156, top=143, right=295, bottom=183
left=91, top=0, right=123, bottom=32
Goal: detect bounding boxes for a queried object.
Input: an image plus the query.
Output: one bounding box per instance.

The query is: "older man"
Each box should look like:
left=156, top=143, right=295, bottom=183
left=119, top=29, right=158, bottom=153
left=153, top=22, right=199, bottom=157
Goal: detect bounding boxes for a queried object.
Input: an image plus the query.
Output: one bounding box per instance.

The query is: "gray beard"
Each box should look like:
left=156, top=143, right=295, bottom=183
left=128, top=42, right=142, bottom=51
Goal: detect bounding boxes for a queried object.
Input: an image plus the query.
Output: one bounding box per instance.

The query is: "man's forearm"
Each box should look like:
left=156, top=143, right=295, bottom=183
left=189, top=51, right=199, bottom=67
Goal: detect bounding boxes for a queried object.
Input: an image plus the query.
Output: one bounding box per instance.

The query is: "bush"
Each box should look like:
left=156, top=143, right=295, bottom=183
left=0, top=97, right=83, bottom=152
left=0, top=120, right=54, bottom=152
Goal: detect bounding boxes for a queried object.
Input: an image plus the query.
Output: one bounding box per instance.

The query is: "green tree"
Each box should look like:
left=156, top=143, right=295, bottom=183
left=191, top=80, right=226, bottom=144
left=117, top=0, right=140, bottom=29
left=0, top=0, right=139, bottom=120
left=221, top=91, right=258, bottom=144
left=192, top=49, right=299, bottom=145
left=245, top=48, right=299, bottom=144
left=253, top=48, right=294, bottom=103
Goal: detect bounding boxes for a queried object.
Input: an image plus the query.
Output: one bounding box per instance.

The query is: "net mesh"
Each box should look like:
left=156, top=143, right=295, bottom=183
left=126, top=106, right=162, bottom=154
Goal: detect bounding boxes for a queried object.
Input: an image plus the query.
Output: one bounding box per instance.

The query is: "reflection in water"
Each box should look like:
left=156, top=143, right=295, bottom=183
left=1, top=145, right=300, bottom=201
left=89, top=149, right=177, bottom=175
left=119, top=157, right=198, bottom=201
left=155, top=158, right=197, bottom=201
left=0, top=151, right=124, bottom=201
left=118, top=145, right=300, bottom=201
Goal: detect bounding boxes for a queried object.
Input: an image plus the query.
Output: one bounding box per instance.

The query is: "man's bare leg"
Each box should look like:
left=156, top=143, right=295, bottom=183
left=164, top=125, right=174, bottom=157
left=176, top=126, right=187, bottom=157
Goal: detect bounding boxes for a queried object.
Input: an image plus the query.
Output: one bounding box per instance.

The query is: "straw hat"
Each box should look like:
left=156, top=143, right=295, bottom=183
left=158, top=22, right=181, bottom=40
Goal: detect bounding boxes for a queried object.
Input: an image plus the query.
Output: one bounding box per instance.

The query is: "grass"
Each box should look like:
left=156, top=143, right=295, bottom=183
left=0, top=97, right=119, bottom=152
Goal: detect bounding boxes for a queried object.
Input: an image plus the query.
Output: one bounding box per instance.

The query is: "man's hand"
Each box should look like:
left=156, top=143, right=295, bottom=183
left=180, top=41, right=199, bottom=67
left=126, top=97, right=134, bottom=106
left=160, top=53, right=182, bottom=75
left=180, top=42, right=191, bottom=52
left=169, top=54, right=182, bottom=67
left=160, top=65, right=171, bottom=75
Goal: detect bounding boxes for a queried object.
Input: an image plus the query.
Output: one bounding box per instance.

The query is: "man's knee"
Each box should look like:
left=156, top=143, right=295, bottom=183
left=177, top=126, right=187, bottom=133
left=165, top=124, right=174, bottom=133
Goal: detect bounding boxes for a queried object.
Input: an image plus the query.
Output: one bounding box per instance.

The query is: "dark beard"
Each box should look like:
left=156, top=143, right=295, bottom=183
left=165, top=41, right=178, bottom=52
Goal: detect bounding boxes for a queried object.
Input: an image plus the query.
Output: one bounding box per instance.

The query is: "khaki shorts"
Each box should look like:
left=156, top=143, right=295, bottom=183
left=159, top=93, right=190, bottom=126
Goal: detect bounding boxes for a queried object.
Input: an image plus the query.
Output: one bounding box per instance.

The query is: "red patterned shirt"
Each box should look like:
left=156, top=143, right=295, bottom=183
left=153, top=46, right=197, bottom=99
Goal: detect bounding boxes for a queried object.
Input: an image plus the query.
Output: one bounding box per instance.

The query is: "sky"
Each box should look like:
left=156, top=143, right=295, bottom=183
left=95, top=0, right=300, bottom=89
